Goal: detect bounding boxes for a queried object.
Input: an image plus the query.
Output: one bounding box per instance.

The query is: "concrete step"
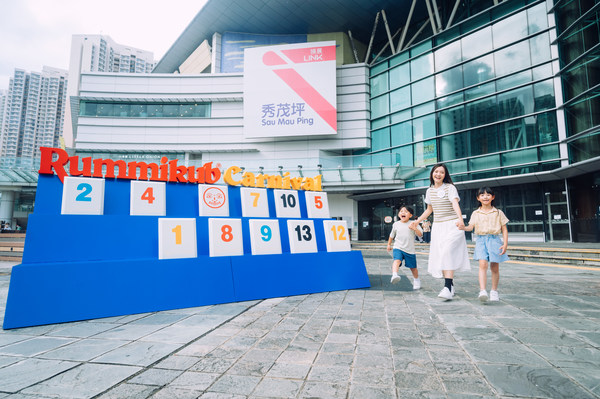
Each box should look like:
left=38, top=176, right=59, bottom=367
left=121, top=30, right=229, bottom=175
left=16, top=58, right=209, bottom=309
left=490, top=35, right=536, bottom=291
left=0, top=233, right=25, bottom=262
left=351, top=241, right=600, bottom=267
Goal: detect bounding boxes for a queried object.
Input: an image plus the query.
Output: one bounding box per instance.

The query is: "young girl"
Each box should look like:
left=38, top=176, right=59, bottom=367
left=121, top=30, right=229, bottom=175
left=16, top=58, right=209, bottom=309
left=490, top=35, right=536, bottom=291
left=410, top=163, right=470, bottom=301
left=387, top=206, right=423, bottom=290
left=459, top=187, right=509, bottom=302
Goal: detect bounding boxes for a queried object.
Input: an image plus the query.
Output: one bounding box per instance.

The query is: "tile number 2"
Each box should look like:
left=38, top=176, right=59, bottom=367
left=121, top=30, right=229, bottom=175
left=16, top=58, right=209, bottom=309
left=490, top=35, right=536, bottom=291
left=75, top=183, right=93, bottom=202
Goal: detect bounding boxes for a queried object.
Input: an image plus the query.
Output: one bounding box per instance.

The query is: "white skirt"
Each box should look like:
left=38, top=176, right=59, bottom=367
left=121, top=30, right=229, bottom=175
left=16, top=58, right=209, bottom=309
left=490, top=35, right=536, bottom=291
left=427, top=219, right=471, bottom=278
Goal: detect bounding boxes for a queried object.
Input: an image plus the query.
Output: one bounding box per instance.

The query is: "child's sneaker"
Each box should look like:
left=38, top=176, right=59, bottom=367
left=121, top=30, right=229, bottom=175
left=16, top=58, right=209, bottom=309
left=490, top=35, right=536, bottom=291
left=413, top=278, right=421, bottom=290
left=391, top=275, right=401, bottom=284
left=438, top=287, right=453, bottom=300
left=478, top=290, right=489, bottom=302
left=490, top=290, right=499, bottom=301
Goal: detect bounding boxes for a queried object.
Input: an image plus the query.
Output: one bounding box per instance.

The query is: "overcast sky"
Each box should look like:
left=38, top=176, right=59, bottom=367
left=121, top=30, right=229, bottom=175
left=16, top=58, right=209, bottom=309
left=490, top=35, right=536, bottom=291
left=0, top=0, right=207, bottom=90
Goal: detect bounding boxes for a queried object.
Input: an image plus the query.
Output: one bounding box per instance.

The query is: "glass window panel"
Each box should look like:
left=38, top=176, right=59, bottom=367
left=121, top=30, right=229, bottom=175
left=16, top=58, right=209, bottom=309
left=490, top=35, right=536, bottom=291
left=193, top=104, right=209, bottom=117
left=462, top=27, right=493, bottom=61
left=391, top=121, right=413, bottom=146
left=370, top=61, right=388, bottom=75
left=469, top=154, right=500, bottom=171
left=492, top=11, right=528, bottom=49
left=371, top=150, right=391, bottom=166
left=441, top=132, right=468, bottom=161
left=464, top=82, right=495, bottom=101
left=371, top=116, right=390, bottom=129
left=147, top=104, right=162, bottom=117
left=97, top=103, right=113, bottom=117
left=414, top=139, right=437, bottom=167
left=540, top=144, right=560, bottom=160
left=533, top=80, right=555, bottom=112
left=130, top=104, right=146, bottom=117
left=498, top=118, right=538, bottom=150
left=434, top=40, right=462, bottom=71
left=390, top=51, right=409, bottom=67
left=436, top=92, right=464, bottom=108
left=435, top=66, right=463, bottom=96
left=532, top=63, right=553, bottom=80
left=391, top=109, right=411, bottom=124
left=494, top=41, right=531, bottom=77
left=371, top=74, right=389, bottom=96
left=438, top=104, right=465, bottom=134
left=80, top=102, right=97, bottom=116
left=470, top=125, right=499, bottom=156
left=371, top=95, right=389, bottom=119
left=371, top=127, right=391, bottom=151
left=527, top=2, right=548, bottom=35
left=410, top=53, right=434, bottom=81
left=413, top=102, right=434, bottom=118
left=412, top=77, right=435, bottom=104
left=530, top=33, right=551, bottom=65
left=466, top=96, right=497, bottom=127
left=502, top=148, right=538, bottom=166
left=390, top=86, right=411, bottom=113
left=389, top=63, right=410, bottom=89
left=535, top=112, right=558, bottom=143
left=496, top=70, right=531, bottom=91
left=392, top=145, right=413, bottom=166
left=447, top=159, right=468, bottom=174
left=412, top=114, right=436, bottom=141
left=497, top=86, right=534, bottom=120
left=115, top=104, right=130, bottom=117
left=463, top=55, right=494, bottom=87
left=410, top=40, right=432, bottom=57
left=163, top=104, right=179, bottom=117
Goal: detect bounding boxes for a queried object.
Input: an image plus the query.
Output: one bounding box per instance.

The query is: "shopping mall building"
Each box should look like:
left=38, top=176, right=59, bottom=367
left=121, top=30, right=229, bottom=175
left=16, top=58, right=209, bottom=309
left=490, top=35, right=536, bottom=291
left=62, top=0, right=600, bottom=242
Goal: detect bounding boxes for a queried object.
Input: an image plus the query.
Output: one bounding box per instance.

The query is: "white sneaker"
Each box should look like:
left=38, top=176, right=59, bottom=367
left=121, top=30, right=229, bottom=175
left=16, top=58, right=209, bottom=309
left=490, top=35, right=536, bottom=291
left=451, top=285, right=455, bottom=296
left=438, top=287, right=453, bottom=300
left=490, top=290, right=499, bottom=301
left=479, top=290, right=489, bottom=302
left=413, top=279, right=421, bottom=290
left=391, top=275, right=401, bottom=284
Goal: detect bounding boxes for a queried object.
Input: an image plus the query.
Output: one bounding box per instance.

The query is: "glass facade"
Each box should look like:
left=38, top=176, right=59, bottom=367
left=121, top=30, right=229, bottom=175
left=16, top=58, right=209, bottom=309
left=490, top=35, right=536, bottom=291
left=79, top=101, right=210, bottom=118
left=554, top=0, right=600, bottom=163
left=365, top=1, right=560, bottom=188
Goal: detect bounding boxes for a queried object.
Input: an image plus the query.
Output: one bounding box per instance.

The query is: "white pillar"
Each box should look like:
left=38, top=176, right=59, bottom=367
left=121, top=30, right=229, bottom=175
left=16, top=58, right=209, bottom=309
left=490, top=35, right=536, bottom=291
left=0, top=190, right=15, bottom=228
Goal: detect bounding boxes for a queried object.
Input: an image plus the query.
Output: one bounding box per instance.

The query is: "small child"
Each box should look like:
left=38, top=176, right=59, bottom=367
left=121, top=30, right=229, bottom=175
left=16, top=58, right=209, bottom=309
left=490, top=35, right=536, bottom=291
left=387, top=206, right=423, bottom=290
left=459, top=187, right=509, bottom=302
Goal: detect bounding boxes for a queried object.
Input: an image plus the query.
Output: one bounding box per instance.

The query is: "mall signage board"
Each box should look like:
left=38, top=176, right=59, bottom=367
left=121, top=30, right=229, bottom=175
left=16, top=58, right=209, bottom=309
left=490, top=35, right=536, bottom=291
left=243, top=41, right=337, bottom=137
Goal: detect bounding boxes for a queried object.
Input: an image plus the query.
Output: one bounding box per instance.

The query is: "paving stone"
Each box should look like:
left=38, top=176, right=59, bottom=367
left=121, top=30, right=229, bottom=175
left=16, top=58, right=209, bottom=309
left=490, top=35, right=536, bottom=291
left=168, top=370, right=220, bottom=391
left=251, top=377, right=303, bottom=397
left=394, top=371, right=443, bottom=391
left=440, top=376, right=495, bottom=395
left=95, top=383, right=158, bottom=399
left=21, top=363, right=141, bottom=398
left=461, top=342, right=548, bottom=366
left=308, top=364, right=351, bottom=382
left=0, top=358, right=78, bottom=393
left=298, top=381, right=348, bottom=398
left=150, top=386, right=203, bottom=399
left=208, top=374, right=261, bottom=395
left=45, top=322, right=121, bottom=338
left=0, top=336, right=76, bottom=357
left=351, top=366, right=394, bottom=386
left=529, top=344, right=600, bottom=367
left=265, top=362, right=311, bottom=379
left=91, top=341, right=180, bottom=366
left=128, top=368, right=183, bottom=386
left=348, top=384, right=396, bottom=399
left=39, top=338, right=129, bottom=362
left=478, top=364, right=597, bottom=398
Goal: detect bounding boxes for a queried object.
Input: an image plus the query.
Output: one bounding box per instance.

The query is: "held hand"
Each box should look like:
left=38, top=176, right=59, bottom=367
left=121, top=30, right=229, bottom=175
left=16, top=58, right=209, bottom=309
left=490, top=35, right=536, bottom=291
left=499, top=244, right=507, bottom=255
left=409, top=221, right=418, bottom=230
left=455, top=220, right=465, bottom=229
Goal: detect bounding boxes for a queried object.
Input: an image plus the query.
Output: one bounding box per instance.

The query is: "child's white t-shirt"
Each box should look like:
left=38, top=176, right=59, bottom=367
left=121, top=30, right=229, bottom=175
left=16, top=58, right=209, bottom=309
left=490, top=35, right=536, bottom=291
left=389, top=221, right=422, bottom=254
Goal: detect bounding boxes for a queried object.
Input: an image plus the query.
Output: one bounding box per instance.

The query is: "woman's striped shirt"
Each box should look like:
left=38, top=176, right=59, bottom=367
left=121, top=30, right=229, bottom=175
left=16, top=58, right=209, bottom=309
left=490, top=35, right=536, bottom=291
left=425, top=183, right=460, bottom=223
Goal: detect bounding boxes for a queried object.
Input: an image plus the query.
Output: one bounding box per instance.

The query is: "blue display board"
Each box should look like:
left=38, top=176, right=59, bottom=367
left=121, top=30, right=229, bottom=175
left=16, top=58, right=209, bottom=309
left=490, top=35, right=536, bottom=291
left=3, top=175, right=369, bottom=329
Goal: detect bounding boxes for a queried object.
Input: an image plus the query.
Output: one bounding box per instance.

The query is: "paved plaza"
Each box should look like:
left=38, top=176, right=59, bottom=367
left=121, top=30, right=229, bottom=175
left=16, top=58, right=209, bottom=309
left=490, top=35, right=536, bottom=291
left=0, top=251, right=599, bottom=398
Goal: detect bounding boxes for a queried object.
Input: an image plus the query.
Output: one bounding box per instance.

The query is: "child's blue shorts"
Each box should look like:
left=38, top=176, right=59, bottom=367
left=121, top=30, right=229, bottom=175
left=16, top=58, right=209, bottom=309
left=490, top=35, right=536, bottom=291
left=392, top=249, right=417, bottom=268
left=474, top=234, right=509, bottom=263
